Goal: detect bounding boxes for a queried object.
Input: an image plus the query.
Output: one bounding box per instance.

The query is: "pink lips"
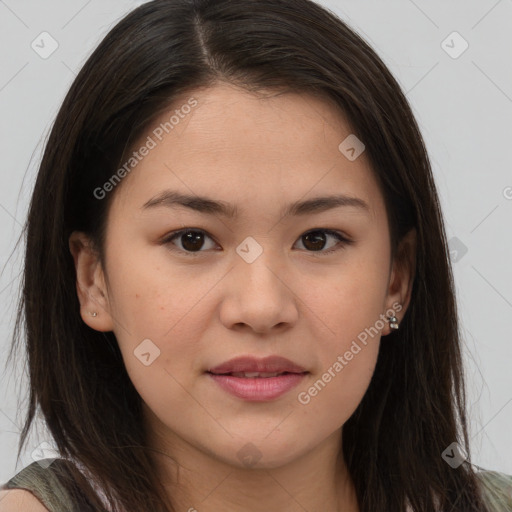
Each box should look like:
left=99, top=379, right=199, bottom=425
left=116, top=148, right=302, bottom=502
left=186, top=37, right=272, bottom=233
left=207, top=355, right=308, bottom=401
left=208, top=355, right=307, bottom=374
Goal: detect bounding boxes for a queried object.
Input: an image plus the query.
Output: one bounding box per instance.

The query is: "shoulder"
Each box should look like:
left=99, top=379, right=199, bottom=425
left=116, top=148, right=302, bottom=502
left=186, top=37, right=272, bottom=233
left=475, top=469, right=512, bottom=511
left=0, top=457, right=104, bottom=512
left=0, top=458, right=65, bottom=512
left=0, top=488, right=50, bottom=511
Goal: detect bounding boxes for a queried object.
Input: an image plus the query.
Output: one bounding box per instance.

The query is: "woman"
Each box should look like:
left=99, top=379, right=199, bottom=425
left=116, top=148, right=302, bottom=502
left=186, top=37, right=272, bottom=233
left=1, top=0, right=511, bottom=510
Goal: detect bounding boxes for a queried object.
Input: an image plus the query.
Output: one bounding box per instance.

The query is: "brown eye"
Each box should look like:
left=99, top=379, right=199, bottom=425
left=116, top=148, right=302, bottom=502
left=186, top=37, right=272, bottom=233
left=295, top=229, right=352, bottom=254
left=162, top=227, right=352, bottom=257
left=163, top=229, right=217, bottom=255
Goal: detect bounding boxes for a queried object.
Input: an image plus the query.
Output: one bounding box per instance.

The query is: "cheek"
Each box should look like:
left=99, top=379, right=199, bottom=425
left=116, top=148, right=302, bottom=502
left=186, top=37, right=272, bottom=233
left=296, top=346, right=378, bottom=435
left=103, top=248, right=210, bottom=398
left=292, top=243, right=389, bottom=414
left=295, top=283, right=385, bottom=429
left=301, top=244, right=390, bottom=340
left=105, top=240, right=209, bottom=338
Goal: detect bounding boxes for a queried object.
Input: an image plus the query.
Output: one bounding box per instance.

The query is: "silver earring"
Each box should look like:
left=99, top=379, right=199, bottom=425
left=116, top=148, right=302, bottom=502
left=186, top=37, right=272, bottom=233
left=387, top=315, right=399, bottom=330
left=89, top=311, right=98, bottom=317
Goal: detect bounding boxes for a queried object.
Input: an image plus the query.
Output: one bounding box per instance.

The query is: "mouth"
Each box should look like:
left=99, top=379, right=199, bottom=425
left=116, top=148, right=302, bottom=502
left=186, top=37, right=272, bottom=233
left=207, top=354, right=308, bottom=375
left=207, top=371, right=307, bottom=378
left=206, top=371, right=309, bottom=401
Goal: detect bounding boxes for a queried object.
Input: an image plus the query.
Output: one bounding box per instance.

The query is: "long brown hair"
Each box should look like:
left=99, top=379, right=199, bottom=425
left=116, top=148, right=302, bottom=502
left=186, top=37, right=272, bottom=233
left=7, top=0, right=491, bottom=510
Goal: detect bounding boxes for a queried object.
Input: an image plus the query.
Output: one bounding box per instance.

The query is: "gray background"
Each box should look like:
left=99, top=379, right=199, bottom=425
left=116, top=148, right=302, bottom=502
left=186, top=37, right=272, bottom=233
left=0, top=0, right=511, bottom=482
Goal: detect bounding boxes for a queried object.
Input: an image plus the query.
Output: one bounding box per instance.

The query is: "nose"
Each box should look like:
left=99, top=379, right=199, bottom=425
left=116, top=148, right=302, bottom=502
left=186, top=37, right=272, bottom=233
left=219, top=248, right=299, bottom=334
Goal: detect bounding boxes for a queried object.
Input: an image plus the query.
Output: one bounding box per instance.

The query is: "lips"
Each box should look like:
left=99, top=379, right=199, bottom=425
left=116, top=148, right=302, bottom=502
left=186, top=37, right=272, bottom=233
left=207, top=355, right=309, bottom=400
left=228, top=371, right=286, bottom=378
left=207, top=355, right=308, bottom=376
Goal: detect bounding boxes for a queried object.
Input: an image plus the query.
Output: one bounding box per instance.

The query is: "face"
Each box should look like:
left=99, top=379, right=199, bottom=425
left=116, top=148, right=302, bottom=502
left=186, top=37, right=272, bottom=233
left=70, top=82, right=414, bottom=472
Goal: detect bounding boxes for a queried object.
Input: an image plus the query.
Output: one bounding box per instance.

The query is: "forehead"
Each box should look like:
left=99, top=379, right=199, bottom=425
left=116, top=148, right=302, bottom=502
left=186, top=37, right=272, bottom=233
left=110, top=82, right=384, bottom=221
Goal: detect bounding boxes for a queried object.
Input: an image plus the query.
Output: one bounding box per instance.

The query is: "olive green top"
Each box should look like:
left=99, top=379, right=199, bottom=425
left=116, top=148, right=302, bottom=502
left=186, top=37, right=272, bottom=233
left=1, top=458, right=109, bottom=512
left=2, top=458, right=512, bottom=511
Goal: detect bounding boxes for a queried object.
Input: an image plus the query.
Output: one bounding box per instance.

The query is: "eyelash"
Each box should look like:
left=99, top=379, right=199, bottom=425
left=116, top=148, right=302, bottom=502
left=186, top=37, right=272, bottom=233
left=161, top=228, right=353, bottom=257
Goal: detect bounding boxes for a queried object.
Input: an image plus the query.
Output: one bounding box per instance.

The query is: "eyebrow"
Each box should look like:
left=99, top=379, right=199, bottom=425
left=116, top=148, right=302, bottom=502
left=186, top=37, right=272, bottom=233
left=141, top=190, right=370, bottom=218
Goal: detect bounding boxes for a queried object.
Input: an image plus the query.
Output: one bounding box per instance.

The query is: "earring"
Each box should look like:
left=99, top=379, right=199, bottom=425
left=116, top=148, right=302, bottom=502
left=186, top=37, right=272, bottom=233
left=89, top=311, right=98, bottom=317
left=387, top=315, right=399, bottom=330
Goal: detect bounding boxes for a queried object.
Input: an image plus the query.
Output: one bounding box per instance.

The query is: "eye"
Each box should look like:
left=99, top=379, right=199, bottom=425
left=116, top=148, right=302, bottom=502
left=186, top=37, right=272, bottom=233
left=162, top=227, right=353, bottom=257
left=162, top=229, right=218, bottom=256
left=294, top=229, right=353, bottom=255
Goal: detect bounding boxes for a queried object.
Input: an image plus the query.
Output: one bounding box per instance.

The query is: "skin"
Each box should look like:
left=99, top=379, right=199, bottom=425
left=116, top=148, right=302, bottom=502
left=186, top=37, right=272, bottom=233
left=69, top=82, right=416, bottom=512
left=0, top=489, right=50, bottom=511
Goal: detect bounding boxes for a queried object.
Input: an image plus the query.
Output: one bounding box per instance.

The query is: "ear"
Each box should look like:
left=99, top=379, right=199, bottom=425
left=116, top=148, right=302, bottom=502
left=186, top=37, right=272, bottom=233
left=68, top=231, right=114, bottom=332
left=382, top=228, right=417, bottom=336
